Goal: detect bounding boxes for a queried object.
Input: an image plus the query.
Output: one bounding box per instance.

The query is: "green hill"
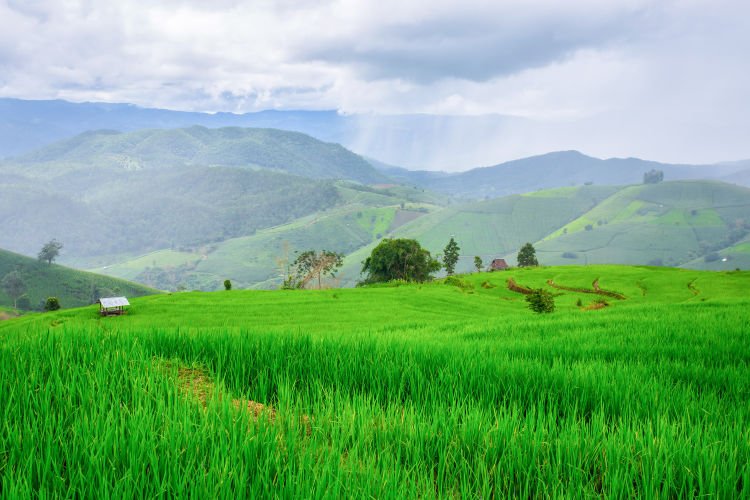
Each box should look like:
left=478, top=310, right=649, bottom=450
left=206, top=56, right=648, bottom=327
left=0, top=248, right=158, bottom=310
left=1, top=265, right=748, bottom=496
left=15, top=126, right=386, bottom=183
left=89, top=182, right=444, bottom=290
left=530, top=181, right=750, bottom=267
left=86, top=180, right=750, bottom=290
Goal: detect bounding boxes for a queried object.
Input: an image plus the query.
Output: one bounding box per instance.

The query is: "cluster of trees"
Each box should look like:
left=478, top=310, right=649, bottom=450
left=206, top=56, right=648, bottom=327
left=356, top=237, right=541, bottom=285
left=643, top=169, right=664, bottom=184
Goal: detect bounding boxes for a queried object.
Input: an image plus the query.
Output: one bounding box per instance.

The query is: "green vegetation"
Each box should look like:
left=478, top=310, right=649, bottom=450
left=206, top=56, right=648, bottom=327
left=525, top=287, right=555, bottom=313
left=360, top=238, right=441, bottom=284
left=442, top=237, right=460, bottom=275
left=0, top=248, right=157, bottom=310
left=1, top=265, right=748, bottom=496
left=37, top=238, right=63, bottom=265
left=534, top=181, right=750, bottom=268
left=43, top=296, right=60, bottom=311
left=517, top=242, right=538, bottom=267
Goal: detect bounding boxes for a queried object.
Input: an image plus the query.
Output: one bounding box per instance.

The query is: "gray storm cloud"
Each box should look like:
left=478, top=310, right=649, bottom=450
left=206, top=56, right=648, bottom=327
left=0, top=0, right=748, bottom=167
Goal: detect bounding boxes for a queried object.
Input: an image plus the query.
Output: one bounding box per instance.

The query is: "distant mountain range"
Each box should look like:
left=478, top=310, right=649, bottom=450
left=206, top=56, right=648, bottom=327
left=1, top=102, right=749, bottom=290
left=371, top=150, right=748, bottom=198
left=0, top=97, right=527, bottom=168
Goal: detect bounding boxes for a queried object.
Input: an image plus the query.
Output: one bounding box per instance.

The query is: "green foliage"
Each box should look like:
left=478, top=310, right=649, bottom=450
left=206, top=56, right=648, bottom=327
left=287, top=250, right=344, bottom=289
left=223, top=279, right=232, bottom=291
left=643, top=169, right=664, bottom=184
left=517, top=242, right=539, bottom=267
left=360, top=238, right=441, bottom=284
left=44, top=296, right=60, bottom=311
left=526, top=288, right=555, bottom=313
left=474, top=256, right=483, bottom=273
left=38, top=239, right=63, bottom=265
left=442, top=237, right=460, bottom=275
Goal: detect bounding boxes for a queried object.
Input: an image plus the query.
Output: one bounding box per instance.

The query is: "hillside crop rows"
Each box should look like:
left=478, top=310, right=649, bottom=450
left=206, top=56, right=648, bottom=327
left=1, top=266, right=748, bottom=496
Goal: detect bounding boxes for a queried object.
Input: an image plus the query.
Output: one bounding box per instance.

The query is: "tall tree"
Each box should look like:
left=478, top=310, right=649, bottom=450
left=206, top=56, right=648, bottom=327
left=38, top=239, right=63, bottom=265
left=442, top=237, right=460, bottom=275
left=288, top=250, right=344, bottom=289
left=517, top=242, right=539, bottom=267
left=2, top=271, right=26, bottom=309
left=360, top=238, right=441, bottom=284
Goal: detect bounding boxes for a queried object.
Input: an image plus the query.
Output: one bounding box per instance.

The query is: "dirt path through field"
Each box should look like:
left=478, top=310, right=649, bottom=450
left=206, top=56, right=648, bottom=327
left=162, top=362, right=311, bottom=433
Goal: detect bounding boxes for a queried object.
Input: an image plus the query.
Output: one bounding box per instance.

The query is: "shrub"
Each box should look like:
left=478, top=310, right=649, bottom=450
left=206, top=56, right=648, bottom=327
left=562, top=252, right=577, bottom=259
left=526, top=288, right=555, bottom=313
left=44, top=297, right=61, bottom=311
left=223, top=279, right=232, bottom=291
left=584, top=224, right=594, bottom=231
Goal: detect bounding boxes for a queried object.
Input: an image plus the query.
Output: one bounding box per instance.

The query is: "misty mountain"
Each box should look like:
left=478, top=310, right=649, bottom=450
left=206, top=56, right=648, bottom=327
left=13, top=126, right=385, bottom=184
left=0, top=98, right=526, bottom=169
left=0, top=126, right=377, bottom=259
left=373, top=151, right=745, bottom=199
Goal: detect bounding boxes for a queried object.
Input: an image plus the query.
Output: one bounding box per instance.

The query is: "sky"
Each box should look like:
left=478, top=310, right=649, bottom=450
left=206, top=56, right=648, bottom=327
left=0, top=0, right=748, bottom=167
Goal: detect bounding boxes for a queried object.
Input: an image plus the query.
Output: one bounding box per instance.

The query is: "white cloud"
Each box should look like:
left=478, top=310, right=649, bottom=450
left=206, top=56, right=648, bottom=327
left=0, top=0, right=748, bottom=164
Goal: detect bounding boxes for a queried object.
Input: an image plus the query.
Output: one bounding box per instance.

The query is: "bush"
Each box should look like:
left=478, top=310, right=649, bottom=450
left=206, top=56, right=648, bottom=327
left=562, top=252, right=577, bottom=259
left=526, top=288, right=555, bottom=313
left=223, top=279, right=232, bottom=291
left=44, top=297, right=61, bottom=311
left=584, top=224, right=593, bottom=231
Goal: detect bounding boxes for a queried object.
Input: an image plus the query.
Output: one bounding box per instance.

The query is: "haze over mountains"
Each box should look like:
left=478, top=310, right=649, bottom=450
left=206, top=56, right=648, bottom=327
left=1, top=97, right=749, bottom=294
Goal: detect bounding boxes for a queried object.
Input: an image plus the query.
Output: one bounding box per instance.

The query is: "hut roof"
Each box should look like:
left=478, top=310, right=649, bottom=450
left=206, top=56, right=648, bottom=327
left=99, top=297, right=130, bottom=308
left=490, top=258, right=509, bottom=269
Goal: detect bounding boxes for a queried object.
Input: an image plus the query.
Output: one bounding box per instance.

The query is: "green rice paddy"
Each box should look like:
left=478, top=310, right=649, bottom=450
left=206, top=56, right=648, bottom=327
left=1, top=265, right=748, bottom=497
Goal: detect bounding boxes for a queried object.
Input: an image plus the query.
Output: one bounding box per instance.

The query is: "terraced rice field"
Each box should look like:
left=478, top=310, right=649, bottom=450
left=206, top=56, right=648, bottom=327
left=1, top=266, right=748, bottom=497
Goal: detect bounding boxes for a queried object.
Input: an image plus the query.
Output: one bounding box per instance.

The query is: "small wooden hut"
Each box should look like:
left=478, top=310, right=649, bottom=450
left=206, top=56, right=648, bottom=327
left=98, top=297, right=130, bottom=316
left=488, top=258, right=509, bottom=271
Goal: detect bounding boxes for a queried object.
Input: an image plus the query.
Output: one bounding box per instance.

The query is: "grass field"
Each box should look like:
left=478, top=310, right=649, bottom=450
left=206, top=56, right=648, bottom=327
left=0, top=248, right=158, bottom=310
left=1, top=265, right=748, bottom=497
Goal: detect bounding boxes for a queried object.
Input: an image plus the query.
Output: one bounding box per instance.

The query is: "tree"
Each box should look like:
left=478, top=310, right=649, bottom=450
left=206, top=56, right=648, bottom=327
left=474, top=256, right=483, bottom=273
left=1, top=271, right=26, bottom=308
left=526, top=288, right=555, bottom=313
left=38, top=239, right=63, bottom=265
left=443, top=237, right=460, bottom=275
left=224, top=279, right=232, bottom=291
left=287, top=250, right=344, bottom=289
left=517, top=242, right=539, bottom=267
left=44, top=297, right=61, bottom=311
left=643, top=169, right=664, bottom=184
left=360, top=238, right=441, bottom=284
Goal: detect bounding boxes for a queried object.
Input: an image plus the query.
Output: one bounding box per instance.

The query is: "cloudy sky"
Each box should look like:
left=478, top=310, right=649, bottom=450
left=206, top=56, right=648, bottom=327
left=0, top=0, right=748, bottom=166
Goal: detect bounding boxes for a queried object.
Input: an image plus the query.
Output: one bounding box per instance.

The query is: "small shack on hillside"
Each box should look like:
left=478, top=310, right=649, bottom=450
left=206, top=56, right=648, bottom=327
left=488, top=258, right=509, bottom=271
left=98, top=297, right=130, bottom=316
